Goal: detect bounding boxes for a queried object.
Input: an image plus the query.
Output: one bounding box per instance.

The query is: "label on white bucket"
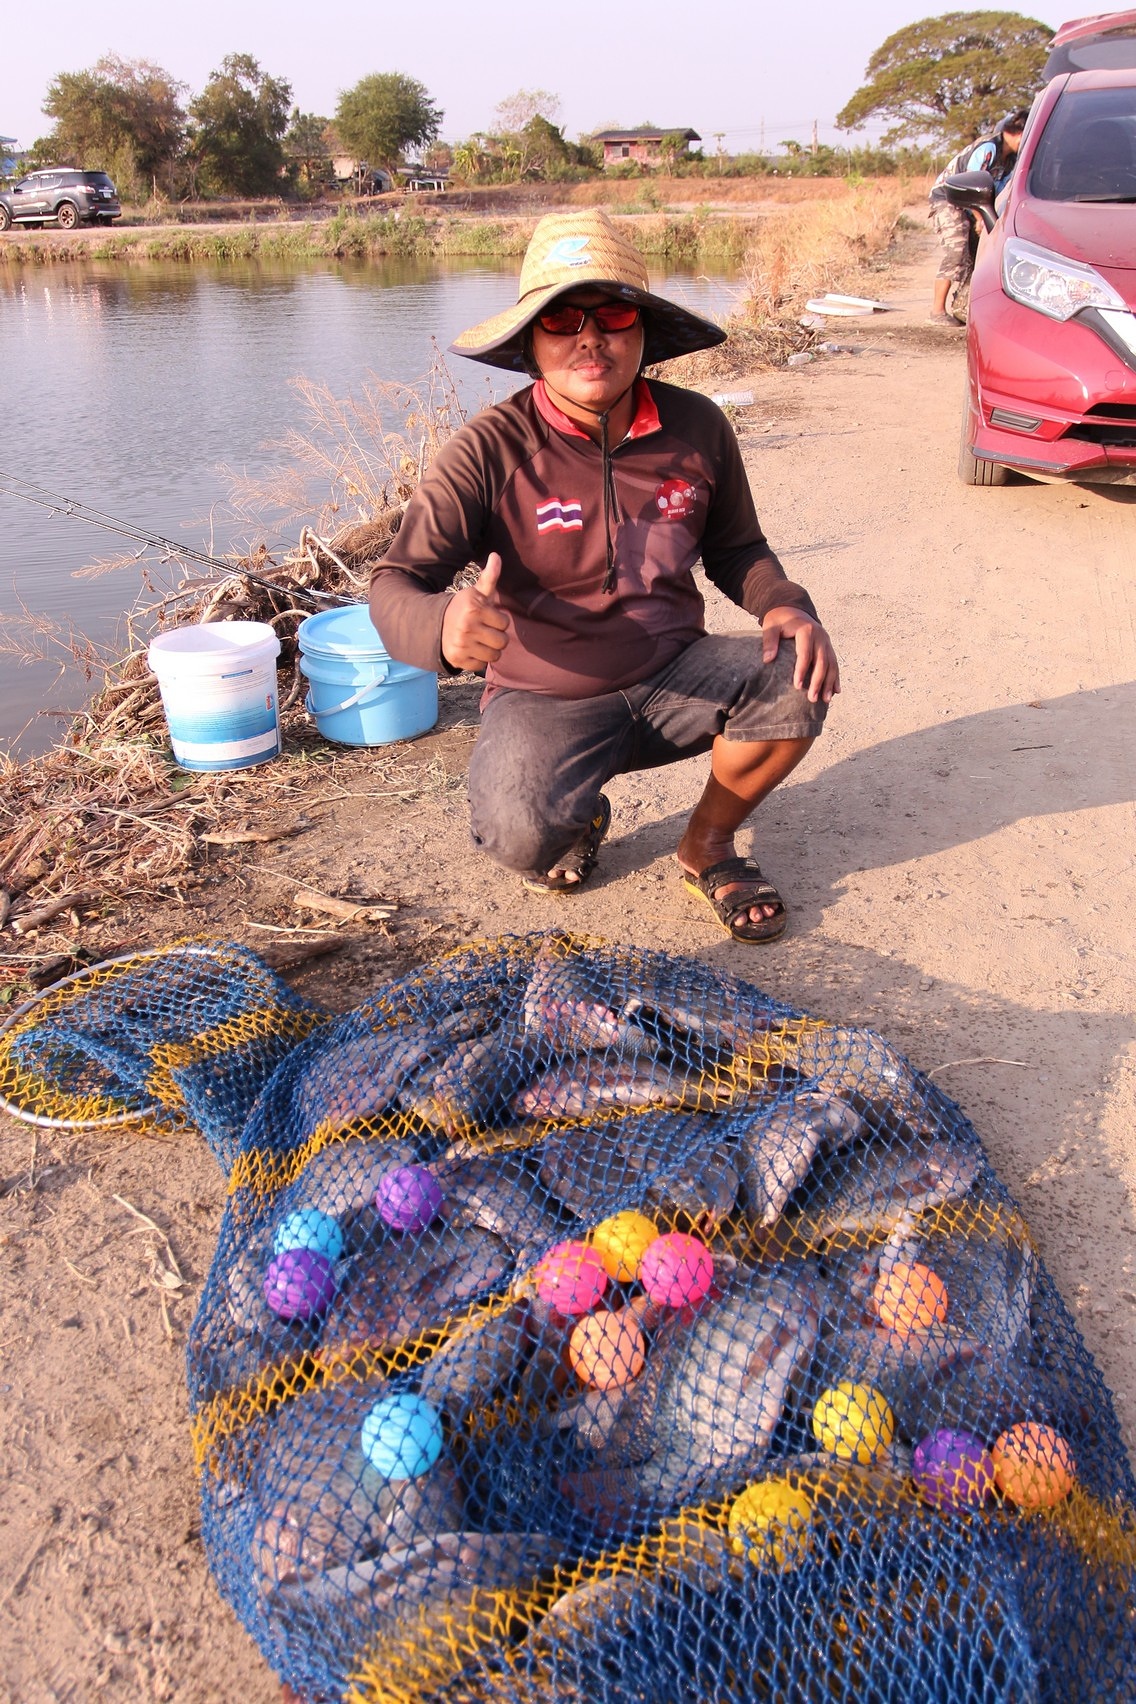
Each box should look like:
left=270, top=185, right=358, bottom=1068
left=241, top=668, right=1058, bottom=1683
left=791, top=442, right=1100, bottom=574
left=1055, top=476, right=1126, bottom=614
left=148, top=621, right=281, bottom=771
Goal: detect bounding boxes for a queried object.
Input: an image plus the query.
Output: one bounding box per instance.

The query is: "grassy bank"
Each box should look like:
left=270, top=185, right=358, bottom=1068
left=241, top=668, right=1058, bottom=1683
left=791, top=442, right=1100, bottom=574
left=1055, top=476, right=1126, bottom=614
left=0, top=209, right=767, bottom=267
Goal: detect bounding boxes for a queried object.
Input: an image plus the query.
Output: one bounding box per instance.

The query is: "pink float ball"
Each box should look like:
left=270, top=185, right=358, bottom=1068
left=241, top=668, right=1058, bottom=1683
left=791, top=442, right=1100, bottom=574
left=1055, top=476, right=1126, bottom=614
left=913, top=1429, right=995, bottom=1511
left=533, top=1240, right=609, bottom=1316
left=639, top=1232, right=715, bottom=1309
left=375, top=1164, right=443, bottom=1232
left=263, top=1248, right=337, bottom=1321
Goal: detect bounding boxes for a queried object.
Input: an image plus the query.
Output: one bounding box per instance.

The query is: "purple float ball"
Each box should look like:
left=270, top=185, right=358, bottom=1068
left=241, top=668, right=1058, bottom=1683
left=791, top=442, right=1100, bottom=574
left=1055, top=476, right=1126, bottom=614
left=913, top=1428, right=995, bottom=1511
left=263, top=1247, right=337, bottom=1320
left=375, top=1164, right=443, bottom=1232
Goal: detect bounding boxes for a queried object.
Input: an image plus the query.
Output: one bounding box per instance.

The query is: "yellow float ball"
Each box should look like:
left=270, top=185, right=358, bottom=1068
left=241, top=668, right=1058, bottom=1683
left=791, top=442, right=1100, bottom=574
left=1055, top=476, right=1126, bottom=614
left=589, top=1211, right=659, bottom=1283
left=728, top=1479, right=813, bottom=1569
left=812, top=1381, right=895, bottom=1463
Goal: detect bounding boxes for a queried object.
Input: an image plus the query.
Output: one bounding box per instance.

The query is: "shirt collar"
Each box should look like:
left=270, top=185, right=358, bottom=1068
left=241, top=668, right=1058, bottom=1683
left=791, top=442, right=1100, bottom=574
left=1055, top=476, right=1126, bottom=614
left=533, top=378, right=662, bottom=442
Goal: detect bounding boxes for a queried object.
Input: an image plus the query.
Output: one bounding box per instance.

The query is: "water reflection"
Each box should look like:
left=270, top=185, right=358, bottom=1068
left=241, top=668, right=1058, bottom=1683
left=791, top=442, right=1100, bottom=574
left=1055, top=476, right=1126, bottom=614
left=0, top=258, right=742, bottom=756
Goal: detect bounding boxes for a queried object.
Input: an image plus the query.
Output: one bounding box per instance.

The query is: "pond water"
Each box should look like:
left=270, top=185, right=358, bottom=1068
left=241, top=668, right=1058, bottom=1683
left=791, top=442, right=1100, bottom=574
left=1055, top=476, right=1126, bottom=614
left=0, top=258, right=743, bottom=758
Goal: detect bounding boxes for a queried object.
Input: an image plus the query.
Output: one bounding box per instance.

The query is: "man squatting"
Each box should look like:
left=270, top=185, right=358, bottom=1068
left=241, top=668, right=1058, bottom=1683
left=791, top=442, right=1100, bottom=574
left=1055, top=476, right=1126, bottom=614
left=368, top=210, right=839, bottom=945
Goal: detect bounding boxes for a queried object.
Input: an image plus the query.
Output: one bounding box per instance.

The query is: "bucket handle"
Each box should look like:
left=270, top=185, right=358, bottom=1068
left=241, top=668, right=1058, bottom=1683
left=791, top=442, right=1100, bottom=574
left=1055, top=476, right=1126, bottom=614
left=305, top=665, right=390, bottom=718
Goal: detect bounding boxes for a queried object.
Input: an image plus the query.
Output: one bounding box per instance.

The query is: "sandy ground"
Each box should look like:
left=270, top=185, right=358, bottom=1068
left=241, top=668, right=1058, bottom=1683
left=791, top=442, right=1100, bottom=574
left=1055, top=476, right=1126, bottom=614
left=1, top=219, right=1134, bottom=1702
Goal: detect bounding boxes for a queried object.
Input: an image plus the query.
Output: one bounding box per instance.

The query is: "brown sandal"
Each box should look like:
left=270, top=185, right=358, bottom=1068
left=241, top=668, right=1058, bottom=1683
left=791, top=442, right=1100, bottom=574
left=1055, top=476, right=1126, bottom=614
left=683, top=855, right=787, bottom=943
left=522, top=795, right=612, bottom=894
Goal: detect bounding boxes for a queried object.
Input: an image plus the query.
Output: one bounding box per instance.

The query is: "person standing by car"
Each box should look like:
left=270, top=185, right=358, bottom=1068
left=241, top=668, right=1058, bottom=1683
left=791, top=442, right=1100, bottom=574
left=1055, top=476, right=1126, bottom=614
left=927, top=110, right=1030, bottom=324
left=368, top=209, right=839, bottom=944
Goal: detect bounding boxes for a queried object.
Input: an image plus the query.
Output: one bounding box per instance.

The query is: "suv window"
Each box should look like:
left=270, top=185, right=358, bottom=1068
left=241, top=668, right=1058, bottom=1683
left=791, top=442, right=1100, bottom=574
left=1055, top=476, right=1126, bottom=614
left=1029, top=87, right=1136, bottom=200
left=83, top=173, right=116, bottom=190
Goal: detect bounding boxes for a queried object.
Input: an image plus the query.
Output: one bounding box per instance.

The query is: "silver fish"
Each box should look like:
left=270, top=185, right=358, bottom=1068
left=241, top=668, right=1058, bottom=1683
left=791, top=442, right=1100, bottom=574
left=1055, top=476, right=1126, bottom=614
left=538, top=1110, right=740, bottom=1228
left=813, top=1209, right=1039, bottom=1442
left=438, top=1152, right=569, bottom=1268
left=786, top=1131, right=981, bottom=1245
left=415, top=1298, right=535, bottom=1421
left=737, top=1092, right=865, bottom=1227
left=515, top=1057, right=731, bottom=1121
left=274, top=1528, right=566, bottom=1645
left=558, top=1268, right=820, bottom=1527
left=523, top=945, right=659, bottom=1057
left=249, top=1381, right=464, bottom=1591
left=293, top=1001, right=496, bottom=1133
left=287, top=1135, right=421, bottom=1221
left=318, top=1221, right=514, bottom=1367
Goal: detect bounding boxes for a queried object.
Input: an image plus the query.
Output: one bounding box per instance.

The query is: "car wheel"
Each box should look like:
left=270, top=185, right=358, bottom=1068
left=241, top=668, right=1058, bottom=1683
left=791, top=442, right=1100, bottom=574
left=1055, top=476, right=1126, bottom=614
left=55, top=201, right=80, bottom=230
left=0, top=204, right=11, bottom=232
left=958, top=384, right=1009, bottom=486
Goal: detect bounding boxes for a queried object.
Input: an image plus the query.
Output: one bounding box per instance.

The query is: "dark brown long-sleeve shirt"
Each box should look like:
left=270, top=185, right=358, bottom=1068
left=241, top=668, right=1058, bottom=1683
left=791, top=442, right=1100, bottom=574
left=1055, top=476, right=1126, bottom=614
left=369, top=377, right=817, bottom=700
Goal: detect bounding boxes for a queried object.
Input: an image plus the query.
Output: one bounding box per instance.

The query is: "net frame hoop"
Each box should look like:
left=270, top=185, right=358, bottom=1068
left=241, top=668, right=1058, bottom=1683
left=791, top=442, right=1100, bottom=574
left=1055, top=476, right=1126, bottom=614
left=0, top=943, right=270, bottom=1131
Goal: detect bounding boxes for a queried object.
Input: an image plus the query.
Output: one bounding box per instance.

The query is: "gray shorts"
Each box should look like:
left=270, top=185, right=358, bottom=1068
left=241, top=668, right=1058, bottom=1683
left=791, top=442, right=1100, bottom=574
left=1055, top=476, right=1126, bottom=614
left=468, top=634, right=827, bottom=877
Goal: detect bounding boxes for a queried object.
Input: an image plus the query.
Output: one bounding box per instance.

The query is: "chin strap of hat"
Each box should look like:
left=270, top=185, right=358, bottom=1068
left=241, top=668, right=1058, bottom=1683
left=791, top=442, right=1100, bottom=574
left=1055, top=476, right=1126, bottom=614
left=541, top=377, right=636, bottom=595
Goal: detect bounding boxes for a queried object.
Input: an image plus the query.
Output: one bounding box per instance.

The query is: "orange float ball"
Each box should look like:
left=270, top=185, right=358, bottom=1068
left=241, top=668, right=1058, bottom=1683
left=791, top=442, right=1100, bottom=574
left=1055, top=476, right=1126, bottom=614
left=873, top=1260, right=949, bottom=1335
left=992, top=1423, right=1076, bottom=1508
left=568, top=1310, right=647, bottom=1391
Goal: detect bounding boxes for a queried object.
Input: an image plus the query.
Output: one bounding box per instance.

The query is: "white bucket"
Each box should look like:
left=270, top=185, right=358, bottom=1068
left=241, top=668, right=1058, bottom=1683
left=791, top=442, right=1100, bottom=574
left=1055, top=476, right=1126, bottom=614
left=148, top=621, right=281, bottom=771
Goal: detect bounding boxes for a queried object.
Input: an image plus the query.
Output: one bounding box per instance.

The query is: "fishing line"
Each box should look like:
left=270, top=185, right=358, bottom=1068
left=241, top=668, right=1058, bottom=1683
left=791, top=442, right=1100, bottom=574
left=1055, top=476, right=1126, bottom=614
left=0, top=473, right=354, bottom=609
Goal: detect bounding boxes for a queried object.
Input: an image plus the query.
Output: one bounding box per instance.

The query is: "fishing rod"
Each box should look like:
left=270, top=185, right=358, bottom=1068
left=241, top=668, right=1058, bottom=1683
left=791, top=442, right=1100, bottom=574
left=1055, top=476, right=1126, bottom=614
left=0, top=474, right=355, bottom=609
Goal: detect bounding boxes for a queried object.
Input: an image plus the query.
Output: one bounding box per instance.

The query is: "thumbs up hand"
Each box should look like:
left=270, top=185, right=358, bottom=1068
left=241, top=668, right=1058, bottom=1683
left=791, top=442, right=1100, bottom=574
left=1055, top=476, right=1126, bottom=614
left=440, top=552, right=510, bottom=673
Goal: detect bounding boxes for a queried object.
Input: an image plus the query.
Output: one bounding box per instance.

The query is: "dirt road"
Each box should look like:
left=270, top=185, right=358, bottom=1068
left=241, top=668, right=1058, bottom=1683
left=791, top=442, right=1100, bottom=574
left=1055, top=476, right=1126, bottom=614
left=1, top=221, right=1133, bottom=1701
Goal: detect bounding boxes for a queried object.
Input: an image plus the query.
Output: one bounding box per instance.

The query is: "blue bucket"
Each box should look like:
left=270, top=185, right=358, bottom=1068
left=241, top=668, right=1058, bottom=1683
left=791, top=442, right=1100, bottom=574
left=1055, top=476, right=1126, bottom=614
left=297, top=605, right=438, bottom=747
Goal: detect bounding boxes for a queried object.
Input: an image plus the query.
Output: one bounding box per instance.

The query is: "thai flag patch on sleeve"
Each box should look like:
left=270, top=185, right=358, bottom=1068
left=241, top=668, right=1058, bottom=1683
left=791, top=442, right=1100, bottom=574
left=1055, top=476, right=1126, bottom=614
left=536, top=498, right=583, bottom=533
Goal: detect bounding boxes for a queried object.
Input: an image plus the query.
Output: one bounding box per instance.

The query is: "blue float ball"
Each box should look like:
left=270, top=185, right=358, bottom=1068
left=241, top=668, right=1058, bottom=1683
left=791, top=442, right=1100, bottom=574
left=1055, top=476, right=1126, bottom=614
left=273, top=1208, right=345, bottom=1263
left=361, top=1393, right=443, bottom=1480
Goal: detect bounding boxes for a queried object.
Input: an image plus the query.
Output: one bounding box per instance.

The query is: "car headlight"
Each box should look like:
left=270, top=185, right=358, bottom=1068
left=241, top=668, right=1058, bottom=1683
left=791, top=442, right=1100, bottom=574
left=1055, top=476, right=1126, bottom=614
left=1002, top=237, right=1128, bottom=321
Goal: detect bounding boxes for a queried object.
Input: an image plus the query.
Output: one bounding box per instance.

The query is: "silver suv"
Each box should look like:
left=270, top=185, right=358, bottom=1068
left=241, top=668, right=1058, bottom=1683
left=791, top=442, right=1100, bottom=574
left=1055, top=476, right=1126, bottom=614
left=0, top=169, right=122, bottom=231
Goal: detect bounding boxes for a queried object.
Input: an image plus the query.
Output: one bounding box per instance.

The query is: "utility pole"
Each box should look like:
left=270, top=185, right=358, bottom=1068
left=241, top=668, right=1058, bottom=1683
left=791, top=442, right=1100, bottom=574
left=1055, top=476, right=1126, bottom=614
left=811, top=119, right=819, bottom=155
left=759, top=116, right=765, bottom=156
left=714, top=131, right=725, bottom=172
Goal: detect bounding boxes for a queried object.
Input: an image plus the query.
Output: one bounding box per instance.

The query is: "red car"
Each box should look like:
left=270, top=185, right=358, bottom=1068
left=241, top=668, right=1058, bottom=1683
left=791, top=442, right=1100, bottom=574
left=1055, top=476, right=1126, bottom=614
left=948, top=48, right=1136, bottom=485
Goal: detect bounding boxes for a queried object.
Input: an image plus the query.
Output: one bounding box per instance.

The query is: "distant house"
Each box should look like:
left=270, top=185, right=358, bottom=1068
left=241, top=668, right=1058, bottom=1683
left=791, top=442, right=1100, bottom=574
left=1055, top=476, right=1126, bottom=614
left=397, top=168, right=449, bottom=192
left=589, top=127, right=701, bottom=168
left=332, top=158, right=393, bottom=195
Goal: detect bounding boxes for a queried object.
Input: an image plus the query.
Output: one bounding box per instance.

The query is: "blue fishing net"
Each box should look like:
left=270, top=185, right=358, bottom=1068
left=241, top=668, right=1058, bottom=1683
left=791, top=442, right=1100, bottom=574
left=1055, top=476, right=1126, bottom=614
left=3, top=932, right=1133, bottom=1702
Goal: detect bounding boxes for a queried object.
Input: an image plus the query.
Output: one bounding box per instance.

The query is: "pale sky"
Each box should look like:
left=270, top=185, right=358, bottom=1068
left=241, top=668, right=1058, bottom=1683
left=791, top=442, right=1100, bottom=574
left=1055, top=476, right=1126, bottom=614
left=2, top=1, right=1056, bottom=158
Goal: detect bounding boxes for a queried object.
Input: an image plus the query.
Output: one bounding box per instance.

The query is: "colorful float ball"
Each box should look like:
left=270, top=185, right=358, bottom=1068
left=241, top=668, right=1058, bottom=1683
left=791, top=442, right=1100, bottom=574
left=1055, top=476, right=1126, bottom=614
left=374, top=1164, right=443, bottom=1232
left=812, top=1382, right=895, bottom=1463
left=589, top=1211, right=659, bottom=1283
left=568, top=1310, right=647, bottom=1391
left=873, top=1260, right=949, bottom=1335
left=263, top=1248, right=337, bottom=1321
left=361, top=1393, right=443, bottom=1480
left=728, top=1479, right=813, bottom=1569
left=273, top=1208, right=344, bottom=1263
left=639, top=1232, right=714, bottom=1309
left=533, top=1240, right=609, bottom=1315
left=992, top=1423, right=1076, bottom=1508
left=913, top=1429, right=995, bottom=1511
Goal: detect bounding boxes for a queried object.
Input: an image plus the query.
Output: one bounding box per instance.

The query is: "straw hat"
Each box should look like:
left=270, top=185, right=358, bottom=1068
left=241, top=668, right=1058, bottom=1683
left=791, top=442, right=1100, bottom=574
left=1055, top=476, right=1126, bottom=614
left=449, top=208, right=728, bottom=372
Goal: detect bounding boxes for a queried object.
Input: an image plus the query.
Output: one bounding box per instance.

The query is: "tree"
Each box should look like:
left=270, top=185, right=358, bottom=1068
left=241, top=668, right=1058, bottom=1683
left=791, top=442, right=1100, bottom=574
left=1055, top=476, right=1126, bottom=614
left=335, top=73, right=442, bottom=171
left=188, top=53, right=292, bottom=196
left=493, top=88, right=562, bottom=135
left=837, top=11, right=1051, bottom=149
left=285, top=109, right=332, bottom=186
left=41, top=56, right=186, bottom=198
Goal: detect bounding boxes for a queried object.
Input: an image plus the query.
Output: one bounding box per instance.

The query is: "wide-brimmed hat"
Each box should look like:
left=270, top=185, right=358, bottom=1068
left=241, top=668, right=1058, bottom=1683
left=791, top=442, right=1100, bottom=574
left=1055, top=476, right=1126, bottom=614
left=449, top=208, right=728, bottom=372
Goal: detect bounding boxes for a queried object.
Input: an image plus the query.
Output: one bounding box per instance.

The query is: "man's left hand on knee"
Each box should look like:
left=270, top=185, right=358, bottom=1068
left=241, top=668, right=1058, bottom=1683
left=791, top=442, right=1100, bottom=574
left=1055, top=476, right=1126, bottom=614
left=760, top=606, right=841, bottom=704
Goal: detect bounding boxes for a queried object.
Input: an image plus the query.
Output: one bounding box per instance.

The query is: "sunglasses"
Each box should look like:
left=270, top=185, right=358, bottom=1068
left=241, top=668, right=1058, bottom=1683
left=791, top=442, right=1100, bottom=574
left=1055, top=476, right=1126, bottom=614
left=536, top=302, right=642, bottom=336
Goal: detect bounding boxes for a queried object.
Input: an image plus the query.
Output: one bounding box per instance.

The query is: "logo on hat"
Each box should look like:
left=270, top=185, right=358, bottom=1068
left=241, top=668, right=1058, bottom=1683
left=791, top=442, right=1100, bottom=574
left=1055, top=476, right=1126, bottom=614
left=546, top=237, right=593, bottom=268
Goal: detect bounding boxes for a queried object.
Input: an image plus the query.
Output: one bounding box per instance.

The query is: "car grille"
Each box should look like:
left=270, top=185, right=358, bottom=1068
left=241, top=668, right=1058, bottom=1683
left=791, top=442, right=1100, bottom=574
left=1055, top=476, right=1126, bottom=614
left=1065, top=420, right=1136, bottom=446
